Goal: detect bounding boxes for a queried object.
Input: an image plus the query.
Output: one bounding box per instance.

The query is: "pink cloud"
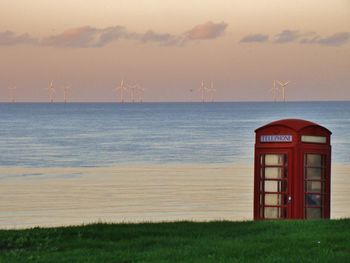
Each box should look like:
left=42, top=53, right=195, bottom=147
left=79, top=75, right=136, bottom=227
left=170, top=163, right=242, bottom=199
left=42, top=26, right=127, bottom=48
left=1, top=22, right=228, bottom=48
left=186, top=21, right=228, bottom=40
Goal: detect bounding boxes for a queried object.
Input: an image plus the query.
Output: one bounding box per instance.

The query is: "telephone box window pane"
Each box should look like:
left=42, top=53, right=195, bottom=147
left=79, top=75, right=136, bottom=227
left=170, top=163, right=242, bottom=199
left=264, top=181, right=278, bottom=192
left=302, top=136, right=326, bottom=144
left=265, top=167, right=284, bottom=179
left=306, top=154, right=322, bottom=167
left=305, top=194, right=321, bottom=206
left=306, top=208, right=321, bottom=219
left=265, top=154, right=284, bottom=165
left=264, top=207, right=280, bottom=219
left=264, top=194, right=284, bottom=205
left=265, top=180, right=286, bottom=193
left=306, top=181, right=321, bottom=193
left=306, top=168, right=322, bottom=180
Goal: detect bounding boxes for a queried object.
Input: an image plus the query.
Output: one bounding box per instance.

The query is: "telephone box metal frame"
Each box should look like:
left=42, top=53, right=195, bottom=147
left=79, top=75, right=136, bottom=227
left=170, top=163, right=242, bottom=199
left=254, top=119, right=331, bottom=220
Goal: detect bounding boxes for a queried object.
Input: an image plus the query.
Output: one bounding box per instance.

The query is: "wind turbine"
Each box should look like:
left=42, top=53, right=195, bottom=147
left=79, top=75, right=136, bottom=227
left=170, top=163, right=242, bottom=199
left=46, top=80, right=55, bottom=103
left=277, top=80, right=290, bottom=102
left=269, top=80, right=279, bottom=102
left=63, top=86, right=70, bottom=104
left=197, top=80, right=208, bottom=103
left=8, top=86, right=17, bottom=103
left=115, top=79, right=128, bottom=103
left=135, top=84, right=145, bottom=103
left=207, top=81, right=216, bottom=102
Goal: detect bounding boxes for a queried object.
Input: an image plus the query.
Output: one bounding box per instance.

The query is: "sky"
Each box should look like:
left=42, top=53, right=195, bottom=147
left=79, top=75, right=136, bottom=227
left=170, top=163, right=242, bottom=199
left=0, top=0, right=349, bottom=102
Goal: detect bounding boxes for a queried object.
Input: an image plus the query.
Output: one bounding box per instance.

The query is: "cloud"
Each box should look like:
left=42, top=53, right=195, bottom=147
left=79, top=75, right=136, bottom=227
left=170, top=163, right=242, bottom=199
left=273, top=30, right=350, bottom=46
left=240, top=34, right=269, bottom=43
left=0, top=31, right=37, bottom=45
left=273, top=30, right=300, bottom=43
left=316, top=32, right=350, bottom=46
left=300, top=32, right=350, bottom=46
left=42, top=26, right=128, bottom=48
left=1, top=25, right=349, bottom=49
left=299, top=32, right=320, bottom=44
left=186, top=21, right=228, bottom=40
left=42, top=26, right=185, bottom=47
left=40, top=21, right=227, bottom=48
left=140, top=30, right=185, bottom=46
left=0, top=22, right=228, bottom=48
left=96, top=26, right=130, bottom=47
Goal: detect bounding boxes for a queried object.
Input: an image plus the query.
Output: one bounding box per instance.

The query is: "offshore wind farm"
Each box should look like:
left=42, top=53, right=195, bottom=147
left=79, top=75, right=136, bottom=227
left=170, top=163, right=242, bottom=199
left=3, top=77, right=344, bottom=103
left=3, top=78, right=222, bottom=103
left=3, top=80, right=297, bottom=103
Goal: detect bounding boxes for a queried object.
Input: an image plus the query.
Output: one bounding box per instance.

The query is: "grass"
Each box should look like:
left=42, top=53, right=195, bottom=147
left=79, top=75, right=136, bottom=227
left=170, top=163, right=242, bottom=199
left=0, top=219, right=349, bottom=262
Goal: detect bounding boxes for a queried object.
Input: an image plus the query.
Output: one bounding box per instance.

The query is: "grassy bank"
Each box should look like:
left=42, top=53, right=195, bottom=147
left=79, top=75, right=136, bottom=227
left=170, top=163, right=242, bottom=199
left=0, top=219, right=349, bottom=262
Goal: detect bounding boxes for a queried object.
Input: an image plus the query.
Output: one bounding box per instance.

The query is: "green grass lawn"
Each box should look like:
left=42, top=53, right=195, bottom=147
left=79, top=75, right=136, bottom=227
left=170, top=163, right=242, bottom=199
left=0, top=219, right=349, bottom=263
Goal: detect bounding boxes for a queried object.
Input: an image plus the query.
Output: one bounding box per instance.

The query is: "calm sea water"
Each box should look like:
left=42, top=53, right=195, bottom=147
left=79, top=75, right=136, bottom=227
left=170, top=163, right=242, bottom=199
left=0, top=102, right=349, bottom=167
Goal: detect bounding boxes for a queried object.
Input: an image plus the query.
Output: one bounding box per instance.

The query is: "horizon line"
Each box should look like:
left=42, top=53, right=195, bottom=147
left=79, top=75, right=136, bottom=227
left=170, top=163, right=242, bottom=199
left=0, top=100, right=350, bottom=104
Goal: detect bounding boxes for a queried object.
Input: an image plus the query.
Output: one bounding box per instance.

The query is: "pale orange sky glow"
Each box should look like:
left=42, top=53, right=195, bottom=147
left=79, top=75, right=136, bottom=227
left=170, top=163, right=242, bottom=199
left=0, top=0, right=349, bottom=102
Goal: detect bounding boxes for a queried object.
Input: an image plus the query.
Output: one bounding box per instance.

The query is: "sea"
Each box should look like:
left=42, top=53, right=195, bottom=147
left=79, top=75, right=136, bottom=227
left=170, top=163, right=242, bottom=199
left=1, top=102, right=349, bottom=227
left=0, top=102, right=349, bottom=167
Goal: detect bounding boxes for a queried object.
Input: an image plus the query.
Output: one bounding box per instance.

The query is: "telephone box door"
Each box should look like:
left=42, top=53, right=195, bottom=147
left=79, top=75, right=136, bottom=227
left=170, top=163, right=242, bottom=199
left=302, top=150, right=331, bottom=219
left=256, top=149, right=293, bottom=219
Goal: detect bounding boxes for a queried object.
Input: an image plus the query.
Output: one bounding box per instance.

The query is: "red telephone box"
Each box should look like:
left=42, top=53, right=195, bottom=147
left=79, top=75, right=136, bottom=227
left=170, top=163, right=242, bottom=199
left=254, top=119, right=331, bottom=220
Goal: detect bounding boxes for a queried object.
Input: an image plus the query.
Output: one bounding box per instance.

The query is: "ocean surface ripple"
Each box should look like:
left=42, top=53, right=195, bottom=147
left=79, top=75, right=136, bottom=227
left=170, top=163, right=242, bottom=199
left=0, top=102, right=349, bottom=167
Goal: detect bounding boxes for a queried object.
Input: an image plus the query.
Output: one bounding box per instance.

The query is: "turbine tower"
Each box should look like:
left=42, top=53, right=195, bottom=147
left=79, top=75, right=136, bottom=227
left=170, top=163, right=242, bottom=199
left=135, top=84, right=145, bottom=103
left=46, top=80, right=55, bottom=103
left=8, top=86, right=17, bottom=103
left=115, top=79, right=128, bottom=103
left=207, top=81, right=216, bottom=102
left=63, top=86, right=70, bottom=104
left=128, top=84, right=137, bottom=103
left=277, top=81, right=290, bottom=102
left=269, top=80, right=279, bottom=102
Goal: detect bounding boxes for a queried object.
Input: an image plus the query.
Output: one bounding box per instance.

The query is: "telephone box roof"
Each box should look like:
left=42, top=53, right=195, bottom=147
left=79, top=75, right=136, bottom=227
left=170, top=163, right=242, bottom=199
left=255, top=119, right=332, bottom=134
